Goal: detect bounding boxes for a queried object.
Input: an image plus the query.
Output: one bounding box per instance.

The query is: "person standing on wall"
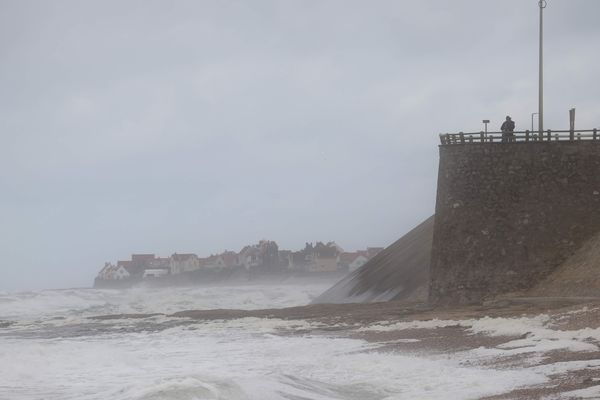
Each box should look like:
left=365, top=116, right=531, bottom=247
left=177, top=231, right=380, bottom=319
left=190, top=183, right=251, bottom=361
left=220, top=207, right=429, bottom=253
left=501, top=116, right=515, bottom=142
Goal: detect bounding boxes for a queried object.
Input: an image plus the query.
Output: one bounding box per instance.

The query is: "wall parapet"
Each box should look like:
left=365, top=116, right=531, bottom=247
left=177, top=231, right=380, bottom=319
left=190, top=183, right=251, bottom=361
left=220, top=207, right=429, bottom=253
left=440, top=128, right=599, bottom=145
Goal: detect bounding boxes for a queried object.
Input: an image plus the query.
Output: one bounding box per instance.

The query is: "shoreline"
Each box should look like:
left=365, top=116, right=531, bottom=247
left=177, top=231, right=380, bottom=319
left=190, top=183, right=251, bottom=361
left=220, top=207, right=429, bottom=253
left=90, top=297, right=600, bottom=399
left=93, top=270, right=348, bottom=289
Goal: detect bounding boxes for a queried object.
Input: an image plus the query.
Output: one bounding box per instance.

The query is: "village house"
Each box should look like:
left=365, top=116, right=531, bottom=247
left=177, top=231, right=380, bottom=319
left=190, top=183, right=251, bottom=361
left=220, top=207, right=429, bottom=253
left=201, top=251, right=240, bottom=270
left=97, top=262, right=130, bottom=280
left=113, top=265, right=131, bottom=279
left=126, top=254, right=156, bottom=277
left=213, top=251, right=240, bottom=269
left=288, top=250, right=310, bottom=272
left=308, top=242, right=340, bottom=272
left=94, top=241, right=382, bottom=284
left=97, top=262, right=113, bottom=280
left=169, top=253, right=200, bottom=275
left=239, top=240, right=281, bottom=272
left=239, top=245, right=261, bottom=269
left=221, top=251, right=240, bottom=268
left=117, top=260, right=132, bottom=273
left=288, top=242, right=342, bottom=272
left=199, top=255, right=215, bottom=269
left=143, top=269, right=169, bottom=279
left=151, top=257, right=170, bottom=270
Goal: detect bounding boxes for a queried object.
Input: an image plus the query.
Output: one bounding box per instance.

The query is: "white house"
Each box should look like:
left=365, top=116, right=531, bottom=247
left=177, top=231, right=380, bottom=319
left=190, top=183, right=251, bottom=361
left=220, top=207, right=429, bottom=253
left=97, top=263, right=130, bottom=280
left=143, top=269, right=169, bottom=278
left=97, top=262, right=114, bottom=280
left=112, top=265, right=130, bottom=279
left=204, top=252, right=239, bottom=270
left=169, top=253, right=200, bottom=274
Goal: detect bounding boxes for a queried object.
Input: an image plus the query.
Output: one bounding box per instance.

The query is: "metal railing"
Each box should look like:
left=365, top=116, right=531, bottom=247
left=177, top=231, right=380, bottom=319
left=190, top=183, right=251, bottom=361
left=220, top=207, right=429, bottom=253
left=439, top=129, right=599, bottom=145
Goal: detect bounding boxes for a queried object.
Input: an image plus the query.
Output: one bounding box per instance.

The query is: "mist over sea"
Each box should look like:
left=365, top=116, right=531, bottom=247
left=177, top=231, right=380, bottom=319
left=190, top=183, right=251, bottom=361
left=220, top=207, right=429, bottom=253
left=0, top=282, right=537, bottom=400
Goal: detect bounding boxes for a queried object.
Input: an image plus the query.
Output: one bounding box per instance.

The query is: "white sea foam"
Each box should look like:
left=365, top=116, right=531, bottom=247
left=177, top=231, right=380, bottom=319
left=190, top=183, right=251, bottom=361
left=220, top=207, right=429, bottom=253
left=0, top=317, right=546, bottom=400
left=0, top=282, right=332, bottom=322
left=1, top=286, right=598, bottom=399
left=468, top=315, right=600, bottom=355
left=360, top=314, right=600, bottom=355
left=559, top=385, right=600, bottom=399
left=357, top=318, right=464, bottom=332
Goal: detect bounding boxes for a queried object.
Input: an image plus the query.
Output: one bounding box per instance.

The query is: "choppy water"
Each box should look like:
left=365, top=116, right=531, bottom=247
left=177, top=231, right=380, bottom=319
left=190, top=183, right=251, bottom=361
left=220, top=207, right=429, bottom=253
left=0, top=282, right=541, bottom=400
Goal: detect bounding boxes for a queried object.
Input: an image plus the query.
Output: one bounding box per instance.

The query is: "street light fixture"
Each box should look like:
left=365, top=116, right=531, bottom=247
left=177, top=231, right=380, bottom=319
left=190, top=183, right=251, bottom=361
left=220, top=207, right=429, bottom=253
left=531, top=112, right=539, bottom=133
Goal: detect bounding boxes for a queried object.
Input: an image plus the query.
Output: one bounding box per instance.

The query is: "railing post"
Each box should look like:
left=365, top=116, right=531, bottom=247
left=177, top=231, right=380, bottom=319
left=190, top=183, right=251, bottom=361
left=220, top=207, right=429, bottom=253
left=547, top=129, right=552, bottom=141
left=555, top=133, right=559, bottom=141
left=570, top=126, right=575, bottom=141
left=480, top=131, right=484, bottom=143
left=459, top=132, right=465, bottom=144
left=577, top=132, right=581, bottom=141
left=525, top=130, right=530, bottom=142
left=490, top=135, right=494, bottom=143
left=469, top=135, right=473, bottom=143
left=594, top=128, right=598, bottom=141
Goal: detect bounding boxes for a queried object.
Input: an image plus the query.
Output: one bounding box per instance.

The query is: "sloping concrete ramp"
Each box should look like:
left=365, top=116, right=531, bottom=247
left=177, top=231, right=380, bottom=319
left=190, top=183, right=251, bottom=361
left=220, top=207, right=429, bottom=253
left=313, top=216, right=434, bottom=304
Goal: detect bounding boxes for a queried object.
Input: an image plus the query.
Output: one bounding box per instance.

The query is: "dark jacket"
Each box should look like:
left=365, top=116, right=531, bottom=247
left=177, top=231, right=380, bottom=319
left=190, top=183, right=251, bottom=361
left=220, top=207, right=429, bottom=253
left=501, top=120, right=515, bottom=132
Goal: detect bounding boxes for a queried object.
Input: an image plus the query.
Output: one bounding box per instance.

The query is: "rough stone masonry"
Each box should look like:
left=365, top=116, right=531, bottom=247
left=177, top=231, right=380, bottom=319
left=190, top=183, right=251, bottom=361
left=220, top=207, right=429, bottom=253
left=429, top=141, right=600, bottom=305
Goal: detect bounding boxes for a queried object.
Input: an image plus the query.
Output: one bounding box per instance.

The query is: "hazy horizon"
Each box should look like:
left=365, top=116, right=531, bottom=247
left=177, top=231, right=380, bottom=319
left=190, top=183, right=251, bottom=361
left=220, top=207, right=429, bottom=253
left=2, top=0, right=600, bottom=291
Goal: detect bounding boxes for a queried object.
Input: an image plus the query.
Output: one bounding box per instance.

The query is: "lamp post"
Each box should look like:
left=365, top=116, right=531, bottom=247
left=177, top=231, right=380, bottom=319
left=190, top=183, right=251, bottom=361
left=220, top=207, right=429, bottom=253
left=538, top=0, right=547, bottom=135
left=531, top=112, right=539, bottom=133
left=482, top=119, right=490, bottom=136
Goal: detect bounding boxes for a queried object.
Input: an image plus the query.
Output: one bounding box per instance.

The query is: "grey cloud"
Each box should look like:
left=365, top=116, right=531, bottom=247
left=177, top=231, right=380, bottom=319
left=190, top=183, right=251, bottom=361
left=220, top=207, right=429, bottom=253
left=1, top=0, right=599, bottom=290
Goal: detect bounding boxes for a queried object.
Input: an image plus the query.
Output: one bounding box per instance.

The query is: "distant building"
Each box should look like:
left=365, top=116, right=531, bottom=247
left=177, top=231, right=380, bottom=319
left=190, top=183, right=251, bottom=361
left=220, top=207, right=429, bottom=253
left=169, top=253, right=200, bottom=274
left=113, top=265, right=131, bottom=279
left=97, top=262, right=114, bottom=280
left=94, top=240, right=380, bottom=284
left=117, top=260, right=133, bottom=274
left=288, top=250, right=310, bottom=272
left=143, top=269, right=169, bottom=279
left=288, top=242, right=341, bottom=273
left=239, top=240, right=280, bottom=272
left=127, top=254, right=156, bottom=277
left=97, top=262, right=130, bottom=280
left=203, top=251, right=240, bottom=269
left=309, top=242, right=339, bottom=272
left=239, top=245, right=261, bottom=269
left=151, top=257, right=170, bottom=270
left=202, top=255, right=218, bottom=269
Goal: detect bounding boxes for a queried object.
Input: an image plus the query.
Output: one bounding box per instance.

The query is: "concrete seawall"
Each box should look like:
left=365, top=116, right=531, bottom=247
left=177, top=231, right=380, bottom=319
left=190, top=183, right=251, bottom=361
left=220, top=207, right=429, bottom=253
left=430, top=141, right=600, bottom=305
left=313, top=216, right=433, bottom=304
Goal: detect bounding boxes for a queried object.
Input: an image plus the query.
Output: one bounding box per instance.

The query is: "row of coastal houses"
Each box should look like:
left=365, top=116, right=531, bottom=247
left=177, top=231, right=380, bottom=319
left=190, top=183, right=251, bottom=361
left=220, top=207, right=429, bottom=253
left=96, top=240, right=384, bottom=282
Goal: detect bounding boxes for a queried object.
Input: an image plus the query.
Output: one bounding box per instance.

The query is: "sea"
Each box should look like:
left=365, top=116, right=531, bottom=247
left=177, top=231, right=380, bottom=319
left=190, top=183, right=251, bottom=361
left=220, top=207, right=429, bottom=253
left=0, top=281, right=543, bottom=400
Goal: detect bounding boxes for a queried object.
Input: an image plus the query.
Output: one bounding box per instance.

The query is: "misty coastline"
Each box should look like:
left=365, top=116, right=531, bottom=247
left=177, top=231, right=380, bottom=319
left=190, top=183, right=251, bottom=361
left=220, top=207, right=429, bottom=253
left=94, top=268, right=348, bottom=290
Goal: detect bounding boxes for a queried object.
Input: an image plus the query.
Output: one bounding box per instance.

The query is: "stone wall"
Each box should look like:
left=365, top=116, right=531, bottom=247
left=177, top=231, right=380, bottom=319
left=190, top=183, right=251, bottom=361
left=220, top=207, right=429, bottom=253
left=429, top=141, right=600, bottom=305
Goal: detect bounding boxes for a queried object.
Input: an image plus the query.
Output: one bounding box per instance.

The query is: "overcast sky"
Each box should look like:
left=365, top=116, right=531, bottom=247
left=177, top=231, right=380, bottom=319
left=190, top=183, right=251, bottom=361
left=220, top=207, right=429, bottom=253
left=1, top=0, right=599, bottom=291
